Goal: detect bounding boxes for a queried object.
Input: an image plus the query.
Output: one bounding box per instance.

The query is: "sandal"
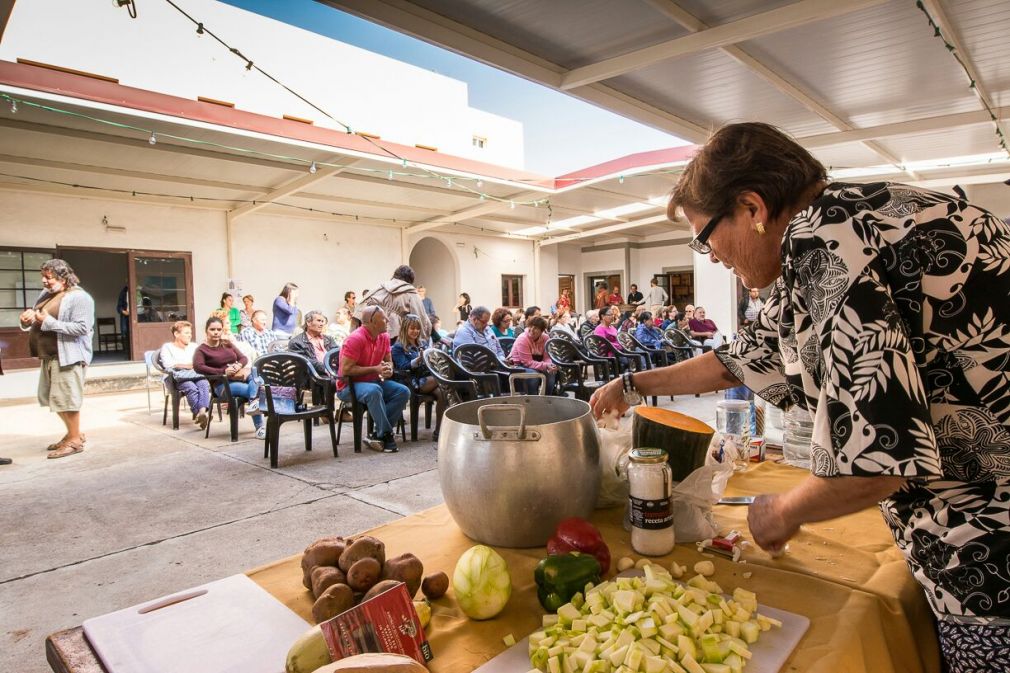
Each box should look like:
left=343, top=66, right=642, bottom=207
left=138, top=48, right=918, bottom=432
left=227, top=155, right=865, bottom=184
left=48, top=440, right=84, bottom=459
left=47, top=433, right=86, bottom=451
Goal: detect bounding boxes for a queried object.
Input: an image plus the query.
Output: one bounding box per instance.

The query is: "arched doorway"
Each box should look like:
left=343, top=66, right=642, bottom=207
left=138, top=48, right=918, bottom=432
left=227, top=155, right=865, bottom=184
left=408, top=236, right=458, bottom=326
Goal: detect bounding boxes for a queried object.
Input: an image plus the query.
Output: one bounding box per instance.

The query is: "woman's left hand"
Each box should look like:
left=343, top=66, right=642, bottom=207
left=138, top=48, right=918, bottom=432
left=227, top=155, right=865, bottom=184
left=747, top=494, right=800, bottom=554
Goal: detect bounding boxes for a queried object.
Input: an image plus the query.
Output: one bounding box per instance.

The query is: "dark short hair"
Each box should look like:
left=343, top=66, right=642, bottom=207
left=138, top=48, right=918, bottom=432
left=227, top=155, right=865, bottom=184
left=630, top=284, right=638, bottom=290
left=279, top=282, right=299, bottom=300
left=524, top=306, right=540, bottom=318
left=205, top=316, right=224, bottom=330
left=392, top=265, right=415, bottom=284
left=640, top=311, right=653, bottom=322
left=220, top=292, right=233, bottom=306
left=670, top=122, right=827, bottom=222
left=40, top=259, right=79, bottom=287
left=491, top=307, right=512, bottom=329
left=344, top=290, right=355, bottom=302
left=527, top=316, right=548, bottom=332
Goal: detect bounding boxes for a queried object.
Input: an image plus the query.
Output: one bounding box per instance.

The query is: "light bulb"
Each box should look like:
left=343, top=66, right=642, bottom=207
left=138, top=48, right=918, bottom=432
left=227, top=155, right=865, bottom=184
left=509, top=201, right=515, bottom=209
left=148, top=132, right=157, bottom=145
left=476, top=179, right=483, bottom=188
left=309, top=162, right=317, bottom=174
left=479, top=194, right=486, bottom=201
left=387, top=170, right=393, bottom=180
left=9, top=100, right=16, bottom=114
left=447, top=177, right=453, bottom=187
left=619, top=175, right=625, bottom=184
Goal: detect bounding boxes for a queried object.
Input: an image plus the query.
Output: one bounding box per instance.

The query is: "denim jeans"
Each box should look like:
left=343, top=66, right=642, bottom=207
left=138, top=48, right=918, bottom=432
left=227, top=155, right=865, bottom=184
left=338, top=379, right=410, bottom=438
left=214, top=378, right=263, bottom=429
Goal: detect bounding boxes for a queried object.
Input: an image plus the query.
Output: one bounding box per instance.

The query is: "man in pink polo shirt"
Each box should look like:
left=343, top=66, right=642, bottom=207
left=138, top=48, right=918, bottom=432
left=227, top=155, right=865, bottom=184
left=336, top=305, right=409, bottom=453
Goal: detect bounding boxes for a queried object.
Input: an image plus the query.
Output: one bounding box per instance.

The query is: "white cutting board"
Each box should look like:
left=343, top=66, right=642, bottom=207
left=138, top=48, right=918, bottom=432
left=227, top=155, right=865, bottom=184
left=474, top=582, right=809, bottom=673
left=83, top=574, right=311, bottom=673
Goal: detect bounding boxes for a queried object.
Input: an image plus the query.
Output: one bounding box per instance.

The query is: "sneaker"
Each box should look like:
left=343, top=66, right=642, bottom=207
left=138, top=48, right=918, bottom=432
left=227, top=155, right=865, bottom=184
left=382, top=433, right=398, bottom=453
left=340, top=409, right=353, bottom=422
left=255, top=426, right=266, bottom=440
left=364, top=435, right=384, bottom=452
left=196, top=408, right=209, bottom=430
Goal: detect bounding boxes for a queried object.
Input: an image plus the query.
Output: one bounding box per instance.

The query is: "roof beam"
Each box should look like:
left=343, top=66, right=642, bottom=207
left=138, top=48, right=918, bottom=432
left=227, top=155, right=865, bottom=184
left=318, top=0, right=710, bottom=142
left=917, top=0, right=1010, bottom=151
left=641, top=0, right=915, bottom=177
left=798, top=106, right=1010, bottom=148
left=539, top=215, right=676, bottom=246
left=228, top=158, right=362, bottom=220
left=404, top=189, right=542, bottom=234
left=560, top=0, right=888, bottom=90
left=0, top=0, right=16, bottom=43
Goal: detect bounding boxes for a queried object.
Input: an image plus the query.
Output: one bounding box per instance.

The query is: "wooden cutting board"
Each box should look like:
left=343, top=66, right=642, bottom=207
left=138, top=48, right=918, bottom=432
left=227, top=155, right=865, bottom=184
left=83, top=574, right=311, bottom=673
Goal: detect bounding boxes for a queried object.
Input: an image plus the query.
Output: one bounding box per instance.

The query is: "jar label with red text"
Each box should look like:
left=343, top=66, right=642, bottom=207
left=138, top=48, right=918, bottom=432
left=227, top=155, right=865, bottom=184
left=629, top=496, right=673, bottom=530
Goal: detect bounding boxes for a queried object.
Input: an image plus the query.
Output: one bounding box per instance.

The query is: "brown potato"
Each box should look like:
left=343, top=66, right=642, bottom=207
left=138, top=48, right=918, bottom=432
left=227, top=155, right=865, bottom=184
left=312, top=583, right=355, bottom=623
left=338, top=536, right=385, bottom=572
left=421, top=571, right=449, bottom=600
left=362, top=579, right=402, bottom=602
left=346, top=557, right=382, bottom=592
left=382, top=553, right=424, bottom=598
left=303, top=537, right=349, bottom=571
left=311, top=566, right=348, bottom=599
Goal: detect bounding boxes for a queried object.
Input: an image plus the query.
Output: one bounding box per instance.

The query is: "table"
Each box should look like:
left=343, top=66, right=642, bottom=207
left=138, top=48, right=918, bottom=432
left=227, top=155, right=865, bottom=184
left=46, top=462, right=940, bottom=673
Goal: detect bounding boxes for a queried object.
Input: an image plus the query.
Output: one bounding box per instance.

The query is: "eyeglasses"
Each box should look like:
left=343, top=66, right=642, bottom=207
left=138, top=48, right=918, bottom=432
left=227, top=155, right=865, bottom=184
left=688, top=212, right=726, bottom=255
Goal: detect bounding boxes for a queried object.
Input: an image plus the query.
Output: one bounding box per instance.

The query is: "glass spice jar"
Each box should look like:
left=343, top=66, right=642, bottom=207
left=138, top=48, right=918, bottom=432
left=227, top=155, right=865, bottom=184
left=628, top=447, right=675, bottom=556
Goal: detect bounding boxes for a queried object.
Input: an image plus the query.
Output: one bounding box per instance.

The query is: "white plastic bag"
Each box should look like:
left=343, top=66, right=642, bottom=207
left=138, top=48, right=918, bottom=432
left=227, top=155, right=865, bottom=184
left=670, top=445, right=733, bottom=542
left=595, top=413, right=633, bottom=508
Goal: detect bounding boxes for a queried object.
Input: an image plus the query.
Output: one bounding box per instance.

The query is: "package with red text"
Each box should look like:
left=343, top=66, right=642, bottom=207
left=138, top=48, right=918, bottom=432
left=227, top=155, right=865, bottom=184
left=319, top=582, right=432, bottom=666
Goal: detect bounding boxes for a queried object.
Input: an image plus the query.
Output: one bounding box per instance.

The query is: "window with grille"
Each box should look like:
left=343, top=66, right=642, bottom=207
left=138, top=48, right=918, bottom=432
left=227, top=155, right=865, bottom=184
left=0, top=248, right=54, bottom=327
left=472, top=135, right=487, bottom=149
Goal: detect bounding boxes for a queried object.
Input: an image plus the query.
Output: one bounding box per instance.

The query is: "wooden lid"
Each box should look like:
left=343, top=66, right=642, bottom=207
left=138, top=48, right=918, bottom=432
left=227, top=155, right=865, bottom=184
left=633, top=406, right=714, bottom=435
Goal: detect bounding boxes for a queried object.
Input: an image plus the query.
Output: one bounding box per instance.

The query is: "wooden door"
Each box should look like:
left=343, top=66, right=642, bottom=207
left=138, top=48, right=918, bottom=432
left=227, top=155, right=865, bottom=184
left=128, top=251, right=194, bottom=358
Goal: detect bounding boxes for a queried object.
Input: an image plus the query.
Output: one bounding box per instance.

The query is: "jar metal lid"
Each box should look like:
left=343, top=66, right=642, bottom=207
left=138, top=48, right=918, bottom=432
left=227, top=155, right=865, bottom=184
left=629, top=447, right=668, bottom=463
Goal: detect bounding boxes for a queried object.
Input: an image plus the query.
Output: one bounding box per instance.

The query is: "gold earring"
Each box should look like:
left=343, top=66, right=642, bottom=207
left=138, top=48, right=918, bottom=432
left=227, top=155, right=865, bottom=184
left=754, top=221, right=765, bottom=235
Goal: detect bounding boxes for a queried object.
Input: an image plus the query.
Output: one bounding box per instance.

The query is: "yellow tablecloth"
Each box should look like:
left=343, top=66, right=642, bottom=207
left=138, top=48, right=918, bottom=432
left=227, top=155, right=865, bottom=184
left=249, top=462, right=940, bottom=673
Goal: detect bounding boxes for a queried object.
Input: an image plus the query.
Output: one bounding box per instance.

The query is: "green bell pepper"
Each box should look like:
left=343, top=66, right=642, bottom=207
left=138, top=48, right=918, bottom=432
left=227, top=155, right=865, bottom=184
left=534, top=552, right=602, bottom=612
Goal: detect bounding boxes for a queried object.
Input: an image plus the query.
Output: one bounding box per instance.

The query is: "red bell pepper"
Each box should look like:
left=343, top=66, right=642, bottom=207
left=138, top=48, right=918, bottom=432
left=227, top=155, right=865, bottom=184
left=546, top=517, right=611, bottom=576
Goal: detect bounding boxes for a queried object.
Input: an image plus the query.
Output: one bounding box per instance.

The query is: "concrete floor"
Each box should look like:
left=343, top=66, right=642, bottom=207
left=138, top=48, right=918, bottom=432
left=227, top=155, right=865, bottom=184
left=0, top=387, right=721, bottom=673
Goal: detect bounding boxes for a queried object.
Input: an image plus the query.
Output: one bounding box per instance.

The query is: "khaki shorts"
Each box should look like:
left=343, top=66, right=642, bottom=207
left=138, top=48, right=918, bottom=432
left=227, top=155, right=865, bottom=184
left=38, top=358, right=86, bottom=413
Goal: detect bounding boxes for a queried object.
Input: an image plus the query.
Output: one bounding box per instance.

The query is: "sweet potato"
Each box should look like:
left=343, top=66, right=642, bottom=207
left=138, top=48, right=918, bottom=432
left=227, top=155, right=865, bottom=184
left=421, top=571, right=449, bottom=600
left=362, top=579, right=401, bottom=602
left=311, top=566, right=348, bottom=599
left=312, top=583, right=354, bottom=623
left=346, top=557, right=382, bottom=592
left=338, top=536, right=385, bottom=572
left=382, top=553, right=424, bottom=598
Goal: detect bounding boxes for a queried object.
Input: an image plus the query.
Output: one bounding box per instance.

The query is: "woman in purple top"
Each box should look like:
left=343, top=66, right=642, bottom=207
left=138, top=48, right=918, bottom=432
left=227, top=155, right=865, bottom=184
left=510, top=316, right=556, bottom=394
left=271, top=282, right=299, bottom=335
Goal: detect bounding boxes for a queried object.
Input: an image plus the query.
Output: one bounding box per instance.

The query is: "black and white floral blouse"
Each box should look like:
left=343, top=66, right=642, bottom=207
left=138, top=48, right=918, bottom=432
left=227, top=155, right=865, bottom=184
left=717, top=181, right=1010, bottom=620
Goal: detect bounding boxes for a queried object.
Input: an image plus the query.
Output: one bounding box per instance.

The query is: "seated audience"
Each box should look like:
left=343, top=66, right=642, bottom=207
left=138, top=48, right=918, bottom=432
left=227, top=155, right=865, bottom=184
left=634, top=312, right=665, bottom=350
left=342, top=290, right=356, bottom=315
left=579, top=309, right=600, bottom=340
left=659, top=306, right=678, bottom=330
left=607, top=285, right=623, bottom=306
left=240, top=309, right=278, bottom=357
left=452, top=306, right=506, bottom=358
left=512, top=308, right=525, bottom=332
left=194, top=316, right=264, bottom=438
left=429, top=315, right=445, bottom=345
left=516, top=306, right=541, bottom=334
left=618, top=310, right=637, bottom=333
left=593, top=308, right=621, bottom=355
left=336, top=306, right=409, bottom=453
left=239, top=294, right=255, bottom=330
left=288, top=310, right=337, bottom=374
left=688, top=306, right=724, bottom=351
left=738, top=287, right=765, bottom=327
left=159, top=320, right=211, bottom=429
left=490, top=307, right=514, bottom=338
left=627, top=284, right=644, bottom=306
left=325, top=307, right=352, bottom=346
left=510, top=316, right=557, bottom=395
left=391, top=314, right=445, bottom=440
left=549, top=310, right=578, bottom=339
left=677, top=304, right=696, bottom=332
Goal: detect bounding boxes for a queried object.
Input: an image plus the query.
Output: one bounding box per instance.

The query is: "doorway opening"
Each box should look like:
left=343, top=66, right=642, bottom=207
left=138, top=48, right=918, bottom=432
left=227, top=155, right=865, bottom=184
left=586, top=272, right=622, bottom=309
left=59, top=249, right=131, bottom=363
left=408, top=236, right=458, bottom=327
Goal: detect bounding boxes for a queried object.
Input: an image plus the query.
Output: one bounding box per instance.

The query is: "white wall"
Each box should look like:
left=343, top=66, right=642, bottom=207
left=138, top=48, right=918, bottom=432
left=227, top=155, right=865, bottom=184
left=1, top=0, right=524, bottom=168
left=966, top=183, right=1010, bottom=218
left=692, top=256, right=736, bottom=337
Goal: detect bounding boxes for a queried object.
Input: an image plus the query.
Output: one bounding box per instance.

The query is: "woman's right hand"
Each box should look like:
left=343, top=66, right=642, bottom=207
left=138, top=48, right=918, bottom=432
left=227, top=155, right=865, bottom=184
left=588, top=378, right=629, bottom=420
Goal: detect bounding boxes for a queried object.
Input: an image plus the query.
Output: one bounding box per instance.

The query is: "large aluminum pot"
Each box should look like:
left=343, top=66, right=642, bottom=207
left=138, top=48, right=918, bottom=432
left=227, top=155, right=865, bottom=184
left=438, top=376, right=601, bottom=548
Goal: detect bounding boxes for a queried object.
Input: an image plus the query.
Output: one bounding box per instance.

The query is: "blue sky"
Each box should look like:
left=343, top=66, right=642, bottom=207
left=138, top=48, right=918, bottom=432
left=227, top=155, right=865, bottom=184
left=221, top=0, right=687, bottom=176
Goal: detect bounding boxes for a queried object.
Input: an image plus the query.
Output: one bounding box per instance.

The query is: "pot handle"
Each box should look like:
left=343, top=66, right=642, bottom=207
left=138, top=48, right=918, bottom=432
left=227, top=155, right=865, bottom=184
left=477, top=404, right=526, bottom=440
left=508, top=372, right=547, bottom=396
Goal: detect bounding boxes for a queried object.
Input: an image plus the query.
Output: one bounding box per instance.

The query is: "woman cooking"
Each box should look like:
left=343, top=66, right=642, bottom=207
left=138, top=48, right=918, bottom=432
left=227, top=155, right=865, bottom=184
left=589, top=122, right=1010, bottom=673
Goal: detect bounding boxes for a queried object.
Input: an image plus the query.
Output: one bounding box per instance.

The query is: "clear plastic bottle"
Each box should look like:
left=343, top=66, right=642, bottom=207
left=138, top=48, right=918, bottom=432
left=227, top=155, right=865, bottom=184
left=782, top=406, right=814, bottom=469
left=628, top=448, right=675, bottom=556
left=716, top=399, right=751, bottom=471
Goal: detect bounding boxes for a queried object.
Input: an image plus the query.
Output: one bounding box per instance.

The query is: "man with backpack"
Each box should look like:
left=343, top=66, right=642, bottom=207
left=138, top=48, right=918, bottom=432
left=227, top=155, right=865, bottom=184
left=358, top=265, right=431, bottom=343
